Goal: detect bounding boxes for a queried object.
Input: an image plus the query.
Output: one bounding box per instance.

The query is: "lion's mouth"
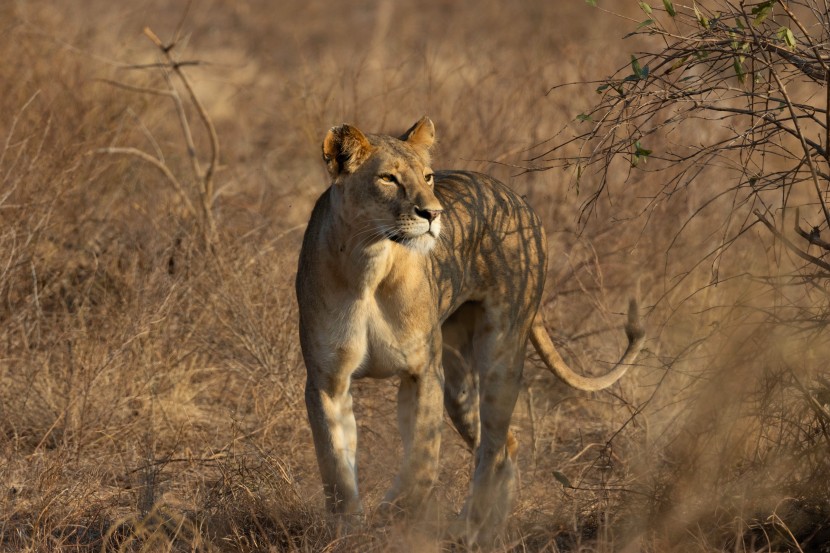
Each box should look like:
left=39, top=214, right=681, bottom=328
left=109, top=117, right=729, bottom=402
left=386, top=231, right=407, bottom=244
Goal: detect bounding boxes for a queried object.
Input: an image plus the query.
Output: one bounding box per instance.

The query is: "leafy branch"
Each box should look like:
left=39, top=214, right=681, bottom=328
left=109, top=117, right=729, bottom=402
left=542, top=0, right=830, bottom=287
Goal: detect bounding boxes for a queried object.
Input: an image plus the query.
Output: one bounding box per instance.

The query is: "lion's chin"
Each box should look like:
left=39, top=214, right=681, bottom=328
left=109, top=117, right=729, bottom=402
left=389, top=232, right=438, bottom=254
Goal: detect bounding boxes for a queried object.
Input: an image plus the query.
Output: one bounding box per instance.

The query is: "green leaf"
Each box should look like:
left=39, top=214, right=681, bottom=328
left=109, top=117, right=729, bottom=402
left=576, top=113, right=592, bottom=122
left=777, top=26, right=796, bottom=48
left=629, top=55, right=649, bottom=80
left=667, top=55, right=689, bottom=73
left=553, top=471, right=572, bottom=488
left=662, top=0, right=676, bottom=17
left=625, top=20, right=656, bottom=38
left=751, top=0, right=775, bottom=26
left=631, top=55, right=643, bottom=77
left=693, top=3, right=709, bottom=28
left=639, top=1, right=653, bottom=15
left=596, top=83, right=611, bottom=94
left=632, top=140, right=652, bottom=167
left=733, top=56, right=746, bottom=83
left=586, top=0, right=597, bottom=6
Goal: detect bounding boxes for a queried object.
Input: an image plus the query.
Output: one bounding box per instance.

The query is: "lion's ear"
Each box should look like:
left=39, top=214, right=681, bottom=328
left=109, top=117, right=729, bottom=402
left=400, top=116, right=435, bottom=155
left=322, top=124, right=374, bottom=178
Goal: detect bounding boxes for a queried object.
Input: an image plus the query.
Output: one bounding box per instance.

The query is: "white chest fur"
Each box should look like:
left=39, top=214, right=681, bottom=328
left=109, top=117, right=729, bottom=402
left=321, top=244, right=436, bottom=380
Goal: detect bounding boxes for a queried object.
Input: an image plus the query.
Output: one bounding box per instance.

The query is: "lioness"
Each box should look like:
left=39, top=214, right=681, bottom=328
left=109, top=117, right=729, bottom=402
left=296, top=117, right=644, bottom=542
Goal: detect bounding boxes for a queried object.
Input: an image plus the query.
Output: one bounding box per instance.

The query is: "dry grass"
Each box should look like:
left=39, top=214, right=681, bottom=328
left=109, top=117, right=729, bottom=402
left=1, top=1, right=828, bottom=551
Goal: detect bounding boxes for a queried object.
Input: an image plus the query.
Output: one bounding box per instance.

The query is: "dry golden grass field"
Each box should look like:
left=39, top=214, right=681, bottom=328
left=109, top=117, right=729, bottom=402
left=1, top=1, right=829, bottom=551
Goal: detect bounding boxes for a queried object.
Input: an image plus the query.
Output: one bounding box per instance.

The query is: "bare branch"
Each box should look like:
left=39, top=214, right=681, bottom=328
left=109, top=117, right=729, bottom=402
left=143, top=26, right=220, bottom=243
left=745, top=16, right=830, bottom=232
left=96, top=20, right=222, bottom=249
left=95, top=147, right=198, bottom=221
left=97, top=79, right=175, bottom=98
left=120, top=60, right=204, bottom=70
left=794, top=206, right=830, bottom=250
left=754, top=209, right=830, bottom=271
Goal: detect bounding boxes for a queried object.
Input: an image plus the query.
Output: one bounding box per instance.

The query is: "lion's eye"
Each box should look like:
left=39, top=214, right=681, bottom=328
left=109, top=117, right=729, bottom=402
left=425, top=173, right=434, bottom=186
left=379, top=174, right=399, bottom=185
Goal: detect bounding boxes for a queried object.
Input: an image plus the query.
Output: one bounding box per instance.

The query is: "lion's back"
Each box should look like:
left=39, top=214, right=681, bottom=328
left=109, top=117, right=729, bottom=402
left=431, top=171, right=548, bottom=321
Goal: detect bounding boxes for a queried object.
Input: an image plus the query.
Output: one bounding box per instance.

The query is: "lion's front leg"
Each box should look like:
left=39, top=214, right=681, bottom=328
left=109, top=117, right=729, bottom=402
left=382, top=355, right=444, bottom=515
left=305, top=375, right=362, bottom=516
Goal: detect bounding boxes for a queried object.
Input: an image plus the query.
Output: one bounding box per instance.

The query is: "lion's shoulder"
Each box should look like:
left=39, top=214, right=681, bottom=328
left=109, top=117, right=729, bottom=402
left=434, top=170, right=544, bottom=242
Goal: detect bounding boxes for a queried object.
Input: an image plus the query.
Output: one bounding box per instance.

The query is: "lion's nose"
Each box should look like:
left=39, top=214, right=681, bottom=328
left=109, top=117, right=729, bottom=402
left=414, top=207, right=443, bottom=222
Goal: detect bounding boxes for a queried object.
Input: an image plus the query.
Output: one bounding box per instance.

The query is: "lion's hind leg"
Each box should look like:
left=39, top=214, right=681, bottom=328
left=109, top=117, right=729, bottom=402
left=455, top=317, right=527, bottom=545
left=442, top=302, right=482, bottom=451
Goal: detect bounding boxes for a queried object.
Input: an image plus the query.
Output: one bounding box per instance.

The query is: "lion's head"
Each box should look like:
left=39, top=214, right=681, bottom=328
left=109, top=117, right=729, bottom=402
left=322, top=116, right=443, bottom=253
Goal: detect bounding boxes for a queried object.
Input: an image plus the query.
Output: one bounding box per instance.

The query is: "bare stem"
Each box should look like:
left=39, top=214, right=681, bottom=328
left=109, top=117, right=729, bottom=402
left=143, top=26, right=220, bottom=244
left=755, top=209, right=830, bottom=271
left=96, top=147, right=198, bottom=220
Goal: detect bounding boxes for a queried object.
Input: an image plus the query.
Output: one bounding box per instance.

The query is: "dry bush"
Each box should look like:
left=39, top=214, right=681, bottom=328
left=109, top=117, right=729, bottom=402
left=528, top=1, right=830, bottom=550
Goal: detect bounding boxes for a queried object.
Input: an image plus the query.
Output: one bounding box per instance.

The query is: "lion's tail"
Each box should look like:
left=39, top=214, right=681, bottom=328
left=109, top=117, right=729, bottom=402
left=530, top=299, right=645, bottom=392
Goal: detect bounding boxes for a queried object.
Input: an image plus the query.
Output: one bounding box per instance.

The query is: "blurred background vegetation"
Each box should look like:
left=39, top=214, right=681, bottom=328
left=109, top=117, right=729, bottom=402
left=0, top=1, right=828, bottom=551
